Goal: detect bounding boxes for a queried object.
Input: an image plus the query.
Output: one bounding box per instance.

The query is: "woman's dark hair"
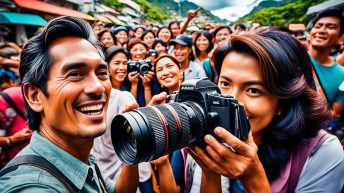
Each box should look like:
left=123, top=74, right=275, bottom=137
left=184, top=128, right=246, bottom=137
left=212, top=30, right=330, bottom=180
left=168, top=21, right=180, bottom=31
left=194, top=30, right=214, bottom=57
left=152, top=38, right=167, bottom=50
left=140, top=30, right=156, bottom=41
left=157, top=27, right=172, bottom=44
left=20, top=16, right=103, bottom=131
left=97, top=29, right=115, bottom=50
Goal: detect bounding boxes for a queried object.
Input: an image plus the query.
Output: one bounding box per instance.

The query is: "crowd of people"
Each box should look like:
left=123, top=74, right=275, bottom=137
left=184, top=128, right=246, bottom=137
left=0, top=7, right=343, bottom=193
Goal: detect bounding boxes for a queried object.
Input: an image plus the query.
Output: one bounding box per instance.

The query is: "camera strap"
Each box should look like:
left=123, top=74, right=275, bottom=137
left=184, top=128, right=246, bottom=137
left=0, top=154, right=78, bottom=193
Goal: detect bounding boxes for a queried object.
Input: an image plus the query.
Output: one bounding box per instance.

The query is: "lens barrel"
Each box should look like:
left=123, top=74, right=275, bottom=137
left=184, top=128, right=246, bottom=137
left=111, top=102, right=205, bottom=165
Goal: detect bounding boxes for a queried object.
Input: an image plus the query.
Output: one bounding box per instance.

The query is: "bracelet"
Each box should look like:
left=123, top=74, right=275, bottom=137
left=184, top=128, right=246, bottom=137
left=6, top=137, right=12, bottom=146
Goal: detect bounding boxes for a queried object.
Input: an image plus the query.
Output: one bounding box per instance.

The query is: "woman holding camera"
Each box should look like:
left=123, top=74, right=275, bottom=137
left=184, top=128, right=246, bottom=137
left=187, top=31, right=344, bottom=193
left=127, top=38, right=161, bottom=107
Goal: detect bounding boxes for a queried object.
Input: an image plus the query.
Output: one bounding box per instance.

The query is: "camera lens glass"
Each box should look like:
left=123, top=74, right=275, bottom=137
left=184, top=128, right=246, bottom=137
left=111, top=102, right=206, bottom=165
left=139, top=63, right=150, bottom=75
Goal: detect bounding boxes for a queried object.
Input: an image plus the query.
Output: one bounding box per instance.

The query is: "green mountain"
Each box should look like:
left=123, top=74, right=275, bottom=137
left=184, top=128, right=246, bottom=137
left=238, top=0, right=327, bottom=26
left=241, top=0, right=294, bottom=19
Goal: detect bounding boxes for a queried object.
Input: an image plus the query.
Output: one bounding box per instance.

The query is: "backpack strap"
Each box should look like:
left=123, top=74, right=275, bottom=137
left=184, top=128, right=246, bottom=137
left=0, top=92, right=27, bottom=121
left=0, top=155, right=79, bottom=193
left=287, top=129, right=331, bottom=192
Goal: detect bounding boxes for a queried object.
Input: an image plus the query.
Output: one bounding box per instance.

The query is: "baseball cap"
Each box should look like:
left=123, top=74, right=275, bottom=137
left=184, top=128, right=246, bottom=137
left=170, top=34, right=193, bottom=47
left=112, top=26, right=128, bottom=34
left=105, top=45, right=129, bottom=62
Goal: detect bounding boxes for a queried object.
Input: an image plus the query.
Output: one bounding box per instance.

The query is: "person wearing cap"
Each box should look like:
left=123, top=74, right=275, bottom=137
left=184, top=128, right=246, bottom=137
left=112, top=26, right=129, bottom=48
left=171, top=34, right=206, bottom=80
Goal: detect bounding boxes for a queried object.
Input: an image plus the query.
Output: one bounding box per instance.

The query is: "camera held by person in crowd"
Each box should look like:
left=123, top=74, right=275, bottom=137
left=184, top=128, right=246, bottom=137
left=127, top=58, right=152, bottom=76
left=147, top=49, right=157, bottom=58
left=111, top=79, right=250, bottom=165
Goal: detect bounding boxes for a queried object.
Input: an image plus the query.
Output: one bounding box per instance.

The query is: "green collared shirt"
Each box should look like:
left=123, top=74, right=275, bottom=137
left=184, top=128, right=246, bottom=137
left=0, top=131, right=114, bottom=193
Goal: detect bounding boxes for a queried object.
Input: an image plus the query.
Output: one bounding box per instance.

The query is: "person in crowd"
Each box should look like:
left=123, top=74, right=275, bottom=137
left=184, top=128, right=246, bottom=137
left=212, top=26, right=232, bottom=46
left=141, top=30, right=156, bottom=49
left=92, top=22, right=104, bottom=35
left=295, top=33, right=308, bottom=50
left=171, top=34, right=206, bottom=80
left=186, top=30, right=344, bottom=193
left=0, top=69, right=19, bottom=91
left=194, top=30, right=214, bottom=64
left=205, top=24, right=214, bottom=33
left=308, top=9, right=344, bottom=138
left=98, top=29, right=115, bottom=51
left=155, top=54, right=183, bottom=94
left=104, top=45, right=130, bottom=91
left=0, top=16, right=139, bottom=193
left=157, top=27, right=173, bottom=47
left=234, top=24, right=247, bottom=34
left=127, top=38, right=160, bottom=107
left=112, top=26, right=129, bottom=48
left=193, top=30, right=215, bottom=81
left=93, top=45, right=154, bottom=193
left=152, top=39, right=168, bottom=57
left=134, top=26, right=146, bottom=39
left=0, top=86, right=32, bottom=168
left=169, top=21, right=181, bottom=39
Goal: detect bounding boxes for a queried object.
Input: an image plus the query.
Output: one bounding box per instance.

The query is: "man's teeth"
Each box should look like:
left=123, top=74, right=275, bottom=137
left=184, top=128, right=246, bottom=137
left=80, top=104, right=103, bottom=112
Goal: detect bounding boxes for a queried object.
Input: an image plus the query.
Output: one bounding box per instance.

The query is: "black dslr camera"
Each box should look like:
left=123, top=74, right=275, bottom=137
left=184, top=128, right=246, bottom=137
left=127, top=58, right=152, bottom=76
left=111, top=79, right=250, bottom=165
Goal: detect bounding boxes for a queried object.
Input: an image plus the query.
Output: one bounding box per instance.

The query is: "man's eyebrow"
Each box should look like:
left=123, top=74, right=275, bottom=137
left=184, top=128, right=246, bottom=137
left=61, top=63, right=87, bottom=73
left=97, top=63, right=108, bottom=69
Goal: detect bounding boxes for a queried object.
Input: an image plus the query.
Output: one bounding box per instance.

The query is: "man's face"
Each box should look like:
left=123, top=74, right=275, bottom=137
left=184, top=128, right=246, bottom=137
left=39, top=37, right=111, bottom=139
left=310, top=16, right=342, bottom=49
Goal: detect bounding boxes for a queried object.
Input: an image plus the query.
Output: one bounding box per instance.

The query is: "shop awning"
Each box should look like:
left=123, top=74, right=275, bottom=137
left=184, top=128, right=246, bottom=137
left=0, top=12, right=48, bottom=26
left=95, top=14, right=112, bottom=24
left=14, top=0, right=94, bottom=21
left=105, top=14, right=125, bottom=25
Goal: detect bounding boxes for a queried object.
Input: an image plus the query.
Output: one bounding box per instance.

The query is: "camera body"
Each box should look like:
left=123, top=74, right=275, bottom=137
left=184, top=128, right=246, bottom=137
left=147, top=49, right=156, bottom=57
left=111, top=79, right=250, bottom=165
left=169, top=79, right=250, bottom=145
left=127, top=58, right=152, bottom=76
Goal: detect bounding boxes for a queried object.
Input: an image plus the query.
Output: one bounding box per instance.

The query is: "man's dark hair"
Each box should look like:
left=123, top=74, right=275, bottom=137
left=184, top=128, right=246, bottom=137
left=309, top=8, right=344, bottom=34
left=20, top=16, right=103, bottom=131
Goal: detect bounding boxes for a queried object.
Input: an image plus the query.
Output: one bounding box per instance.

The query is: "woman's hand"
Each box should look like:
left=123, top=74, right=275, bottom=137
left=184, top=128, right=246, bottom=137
left=150, top=155, right=169, bottom=167
left=147, top=92, right=167, bottom=106
left=188, top=128, right=272, bottom=192
left=189, top=128, right=259, bottom=179
left=128, top=72, right=140, bottom=85
left=141, top=71, right=155, bottom=88
left=187, top=8, right=200, bottom=20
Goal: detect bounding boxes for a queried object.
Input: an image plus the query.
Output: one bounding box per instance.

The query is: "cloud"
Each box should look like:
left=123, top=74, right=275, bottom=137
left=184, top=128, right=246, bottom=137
left=188, top=0, right=237, bottom=10
left=187, top=0, right=266, bottom=21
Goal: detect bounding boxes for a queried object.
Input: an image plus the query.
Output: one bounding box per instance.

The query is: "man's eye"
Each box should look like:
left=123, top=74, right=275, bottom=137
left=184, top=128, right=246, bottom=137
left=67, top=72, right=82, bottom=77
left=98, top=70, right=109, bottom=76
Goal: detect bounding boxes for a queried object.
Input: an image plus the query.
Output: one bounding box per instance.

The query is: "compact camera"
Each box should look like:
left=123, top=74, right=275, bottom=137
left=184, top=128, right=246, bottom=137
left=111, top=79, right=250, bottom=165
left=127, top=58, right=152, bottom=76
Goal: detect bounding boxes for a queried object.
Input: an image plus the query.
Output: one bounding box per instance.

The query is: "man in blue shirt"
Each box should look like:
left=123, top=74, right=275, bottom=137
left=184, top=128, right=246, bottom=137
left=0, top=16, right=139, bottom=193
left=308, top=9, right=344, bottom=122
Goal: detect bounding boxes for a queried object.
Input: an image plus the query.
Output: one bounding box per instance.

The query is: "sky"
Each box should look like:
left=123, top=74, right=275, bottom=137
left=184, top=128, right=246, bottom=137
left=186, top=0, right=275, bottom=21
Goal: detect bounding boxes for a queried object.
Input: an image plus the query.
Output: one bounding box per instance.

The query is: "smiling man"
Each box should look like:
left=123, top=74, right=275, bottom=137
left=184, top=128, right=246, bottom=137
left=0, top=16, right=138, bottom=193
left=308, top=9, right=344, bottom=123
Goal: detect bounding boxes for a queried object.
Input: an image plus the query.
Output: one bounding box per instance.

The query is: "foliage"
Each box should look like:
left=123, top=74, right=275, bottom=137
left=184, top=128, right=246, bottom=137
left=238, top=0, right=327, bottom=27
left=101, top=0, right=125, bottom=9
left=133, top=0, right=170, bottom=21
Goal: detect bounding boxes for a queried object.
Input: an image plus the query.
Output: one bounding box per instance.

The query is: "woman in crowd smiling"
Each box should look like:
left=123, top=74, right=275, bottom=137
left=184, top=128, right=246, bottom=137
left=141, top=30, right=156, bottom=49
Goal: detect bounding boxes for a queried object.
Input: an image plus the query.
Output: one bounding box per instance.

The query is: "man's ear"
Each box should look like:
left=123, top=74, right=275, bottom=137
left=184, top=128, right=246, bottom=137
left=22, top=83, right=44, bottom=113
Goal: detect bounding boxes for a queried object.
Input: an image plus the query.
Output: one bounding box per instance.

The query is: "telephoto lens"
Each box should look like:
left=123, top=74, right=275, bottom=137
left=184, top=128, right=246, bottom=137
left=111, top=79, right=250, bottom=165
left=111, top=101, right=205, bottom=165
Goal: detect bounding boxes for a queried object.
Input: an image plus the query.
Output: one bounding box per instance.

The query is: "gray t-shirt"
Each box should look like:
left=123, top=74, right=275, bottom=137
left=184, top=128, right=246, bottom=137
left=92, top=89, right=152, bottom=187
left=190, top=135, right=344, bottom=193
left=184, top=60, right=207, bottom=80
